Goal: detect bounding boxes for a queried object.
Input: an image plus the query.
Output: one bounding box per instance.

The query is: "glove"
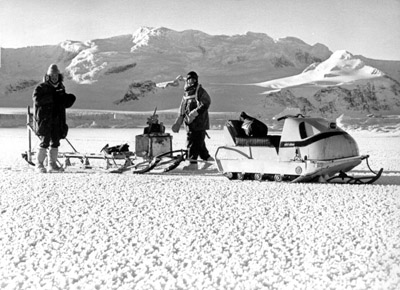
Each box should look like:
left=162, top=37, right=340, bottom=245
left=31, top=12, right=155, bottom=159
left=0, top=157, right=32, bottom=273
left=171, top=116, right=184, bottom=133
left=185, top=110, right=199, bottom=124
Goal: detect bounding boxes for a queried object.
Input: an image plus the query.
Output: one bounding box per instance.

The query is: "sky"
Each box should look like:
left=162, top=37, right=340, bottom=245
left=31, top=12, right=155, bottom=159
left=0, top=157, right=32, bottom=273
left=1, top=0, right=399, bottom=60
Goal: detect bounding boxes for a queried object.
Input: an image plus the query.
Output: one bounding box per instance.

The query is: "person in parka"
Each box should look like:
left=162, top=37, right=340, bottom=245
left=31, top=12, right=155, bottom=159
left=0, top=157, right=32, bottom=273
left=32, top=64, right=76, bottom=173
left=172, top=71, right=213, bottom=170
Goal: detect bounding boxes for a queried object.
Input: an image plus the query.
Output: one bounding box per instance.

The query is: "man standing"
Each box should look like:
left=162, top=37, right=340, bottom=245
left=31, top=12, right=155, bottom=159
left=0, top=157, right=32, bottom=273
left=172, top=71, right=213, bottom=170
left=32, top=64, right=76, bottom=173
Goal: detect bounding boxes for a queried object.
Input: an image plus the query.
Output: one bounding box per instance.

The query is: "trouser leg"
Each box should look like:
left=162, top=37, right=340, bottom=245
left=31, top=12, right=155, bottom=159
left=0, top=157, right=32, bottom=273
left=183, top=131, right=203, bottom=170
left=187, top=131, right=210, bottom=160
left=39, top=135, right=51, bottom=149
left=187, top=131, right=205, bottom=162
left=186, top=130, right=212, bottom=168
left=198, top=132, right=211, bottom=161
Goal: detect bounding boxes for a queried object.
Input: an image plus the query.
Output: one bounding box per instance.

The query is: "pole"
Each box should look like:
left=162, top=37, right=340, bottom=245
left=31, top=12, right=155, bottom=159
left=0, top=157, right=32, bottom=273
left=27, top=106, right=32, bottom=163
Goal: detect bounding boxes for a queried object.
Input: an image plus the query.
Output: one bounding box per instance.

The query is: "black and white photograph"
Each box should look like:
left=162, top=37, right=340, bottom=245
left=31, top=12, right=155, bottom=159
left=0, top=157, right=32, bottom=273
left=1, top=0, right=399, bottom=289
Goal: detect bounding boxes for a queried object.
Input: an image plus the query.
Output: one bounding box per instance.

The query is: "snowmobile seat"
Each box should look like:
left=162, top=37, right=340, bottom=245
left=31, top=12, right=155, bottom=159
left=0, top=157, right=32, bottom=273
left=226, top=120, right=246, bottom=139
left=234, top=136, right=281, bottom=147
left=225, top=120, right=280, bottom=148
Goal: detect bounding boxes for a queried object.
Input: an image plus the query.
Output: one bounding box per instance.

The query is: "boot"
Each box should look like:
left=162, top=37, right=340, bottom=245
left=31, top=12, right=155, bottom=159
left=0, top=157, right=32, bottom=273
left=182, top=162, right=198, bottom=171
left=204, top=156, right=215, bottom=162
left=201, top=156, right=215, bottom=170
left=35, top=147, right=47, bottom=173
left=47, top=147, right=64, bottom=173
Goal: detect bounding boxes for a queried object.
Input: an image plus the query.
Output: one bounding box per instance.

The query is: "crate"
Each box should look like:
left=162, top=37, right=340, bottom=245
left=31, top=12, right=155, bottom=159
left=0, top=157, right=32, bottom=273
left=135, top=133, right=173, bottom=158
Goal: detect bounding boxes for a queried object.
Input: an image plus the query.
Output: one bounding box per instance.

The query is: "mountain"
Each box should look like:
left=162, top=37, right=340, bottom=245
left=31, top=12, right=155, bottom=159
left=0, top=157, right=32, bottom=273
left=253, top=50, right=400, bottom=118
left=254, top=50, right=385, bottom=92
left=1, top=26, right=400, bottom=119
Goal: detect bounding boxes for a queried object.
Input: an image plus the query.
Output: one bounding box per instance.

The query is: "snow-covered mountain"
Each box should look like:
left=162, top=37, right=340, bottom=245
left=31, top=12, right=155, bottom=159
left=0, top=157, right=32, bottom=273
left=1, top=26, right=399, bottom=118
left=59, top=26, right=331, bottom=85
left=253, top=50, right=384, bottom=93
left=254, top=50, right=400, bottom=118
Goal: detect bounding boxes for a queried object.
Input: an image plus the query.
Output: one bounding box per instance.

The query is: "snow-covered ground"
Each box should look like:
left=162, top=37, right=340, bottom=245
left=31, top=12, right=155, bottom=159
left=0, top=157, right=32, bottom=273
left=0, top=128, right=399, bottom=289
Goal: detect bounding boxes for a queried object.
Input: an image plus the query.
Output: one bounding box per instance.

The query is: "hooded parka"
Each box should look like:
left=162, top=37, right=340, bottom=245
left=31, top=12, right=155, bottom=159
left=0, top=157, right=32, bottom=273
left=178, top=85, right=211, bottom=131
left=32, top=76, right=76, bottom=140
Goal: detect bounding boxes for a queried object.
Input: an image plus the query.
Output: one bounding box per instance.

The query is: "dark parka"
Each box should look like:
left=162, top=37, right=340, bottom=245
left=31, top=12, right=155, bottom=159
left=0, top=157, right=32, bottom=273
left=179, top=85, right=211, bottom=131
left=32, top=78, right=76, bottom=138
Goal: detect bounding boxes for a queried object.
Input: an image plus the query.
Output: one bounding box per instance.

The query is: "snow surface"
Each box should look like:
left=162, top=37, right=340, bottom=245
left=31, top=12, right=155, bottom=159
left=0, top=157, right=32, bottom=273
left=1, top=128, right=400, bottom=289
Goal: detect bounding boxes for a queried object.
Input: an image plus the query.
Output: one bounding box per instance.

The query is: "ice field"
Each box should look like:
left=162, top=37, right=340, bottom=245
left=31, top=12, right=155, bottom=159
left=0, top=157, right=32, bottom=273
left=0, top=128, right=399, bottom=289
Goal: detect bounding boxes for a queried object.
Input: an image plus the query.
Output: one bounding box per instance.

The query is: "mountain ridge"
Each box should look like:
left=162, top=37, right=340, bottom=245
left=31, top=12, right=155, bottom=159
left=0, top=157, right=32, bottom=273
left=1, top=26, right=400, bottom=119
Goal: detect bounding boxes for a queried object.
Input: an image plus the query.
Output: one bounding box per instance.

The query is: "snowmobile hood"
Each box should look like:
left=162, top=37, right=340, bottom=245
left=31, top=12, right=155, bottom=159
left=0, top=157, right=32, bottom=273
left=279, top=117, right=359, bottom=161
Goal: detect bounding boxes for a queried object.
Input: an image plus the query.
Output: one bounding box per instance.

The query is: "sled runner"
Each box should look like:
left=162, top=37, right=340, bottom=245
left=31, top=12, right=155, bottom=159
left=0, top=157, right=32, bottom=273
left=215, top=114, right=383, bottom=184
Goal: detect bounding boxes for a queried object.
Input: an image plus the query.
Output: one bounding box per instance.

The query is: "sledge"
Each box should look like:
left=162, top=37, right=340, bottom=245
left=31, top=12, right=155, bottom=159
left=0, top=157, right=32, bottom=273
left=22, top=106, right=184, bottom=174
left=215, top=114, right=383, bottom=184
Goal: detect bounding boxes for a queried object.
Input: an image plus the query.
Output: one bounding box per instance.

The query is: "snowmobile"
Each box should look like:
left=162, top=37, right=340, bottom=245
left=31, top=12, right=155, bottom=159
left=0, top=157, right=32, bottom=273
left=215, top=114, right=383, bottom=184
